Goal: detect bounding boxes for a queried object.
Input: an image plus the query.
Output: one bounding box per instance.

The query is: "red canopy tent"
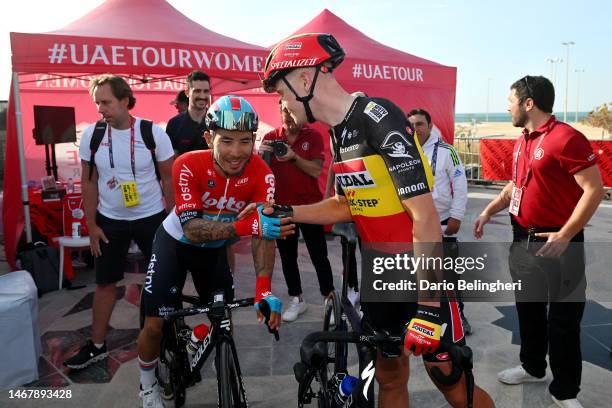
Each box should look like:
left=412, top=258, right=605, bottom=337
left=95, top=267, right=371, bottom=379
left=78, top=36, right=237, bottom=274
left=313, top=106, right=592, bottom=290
left=4, top=0, right=270, bottom=268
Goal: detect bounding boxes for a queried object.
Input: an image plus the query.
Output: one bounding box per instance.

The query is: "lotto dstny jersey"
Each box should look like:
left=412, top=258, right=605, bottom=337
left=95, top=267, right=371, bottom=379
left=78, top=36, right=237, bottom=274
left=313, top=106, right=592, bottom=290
left=331, top=97, right=434, bottom=246
left=162, top=150, right=275, bottom=247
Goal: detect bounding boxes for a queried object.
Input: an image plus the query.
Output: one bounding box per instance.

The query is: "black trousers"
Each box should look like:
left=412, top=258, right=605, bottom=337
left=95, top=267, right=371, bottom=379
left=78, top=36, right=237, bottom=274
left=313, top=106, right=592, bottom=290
left=509, top=227, right=586, bottom=400
left=276, top=223, right=334, bottom=297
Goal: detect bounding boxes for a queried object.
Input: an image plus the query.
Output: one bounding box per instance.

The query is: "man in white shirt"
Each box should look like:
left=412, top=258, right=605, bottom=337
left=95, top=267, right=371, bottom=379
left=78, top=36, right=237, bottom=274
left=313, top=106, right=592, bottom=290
left=64, top=74, right=175, bottom=370
left=408, top=108, right=472, bottom=334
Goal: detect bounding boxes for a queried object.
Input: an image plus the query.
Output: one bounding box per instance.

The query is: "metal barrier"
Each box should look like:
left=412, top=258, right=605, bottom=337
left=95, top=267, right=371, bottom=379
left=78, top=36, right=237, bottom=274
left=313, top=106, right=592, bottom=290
left=453, top=134, right=504, bottom=184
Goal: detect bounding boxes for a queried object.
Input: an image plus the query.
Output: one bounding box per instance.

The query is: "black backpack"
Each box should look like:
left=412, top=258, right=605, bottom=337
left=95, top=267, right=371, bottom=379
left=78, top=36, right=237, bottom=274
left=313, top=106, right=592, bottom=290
left=88, top=119, right=161, bottom=181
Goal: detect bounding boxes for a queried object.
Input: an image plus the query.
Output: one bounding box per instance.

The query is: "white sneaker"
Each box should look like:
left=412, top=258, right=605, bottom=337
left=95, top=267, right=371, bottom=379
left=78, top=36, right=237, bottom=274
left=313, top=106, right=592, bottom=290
left=552, top=396, right=584, bottom=408
left=140, top=382, right=164, bottom=408
left=497, top=365, right=547, bottom=385
left=282, top=297, right=307, bottom=322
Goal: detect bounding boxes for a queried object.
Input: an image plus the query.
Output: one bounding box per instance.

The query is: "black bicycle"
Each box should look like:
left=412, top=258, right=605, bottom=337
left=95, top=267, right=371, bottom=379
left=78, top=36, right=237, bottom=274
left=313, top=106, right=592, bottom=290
left=156, top=291, right=278, bottom=408
left=317, top=222, right=376, bottom=406
left=295, top=330, right=475, bottom=408
left=301, top=223, right=475, bottom=407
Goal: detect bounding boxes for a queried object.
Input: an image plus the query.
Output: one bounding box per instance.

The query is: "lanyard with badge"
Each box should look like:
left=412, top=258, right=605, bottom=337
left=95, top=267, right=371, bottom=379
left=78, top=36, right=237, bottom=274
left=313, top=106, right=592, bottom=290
left=107, top=117, right=141, bottom=207
left=509, top=121, right=554, bottom=216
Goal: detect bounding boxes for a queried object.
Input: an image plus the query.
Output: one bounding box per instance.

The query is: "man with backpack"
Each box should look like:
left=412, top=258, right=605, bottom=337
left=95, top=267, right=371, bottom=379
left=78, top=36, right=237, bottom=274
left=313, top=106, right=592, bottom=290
left=64, top=74, right=174, bottom=369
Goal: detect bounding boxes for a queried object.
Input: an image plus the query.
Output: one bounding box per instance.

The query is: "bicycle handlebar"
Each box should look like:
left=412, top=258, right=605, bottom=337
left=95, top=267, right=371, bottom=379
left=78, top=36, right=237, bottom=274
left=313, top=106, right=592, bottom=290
left=164, top=297, right=280, bottom=340
left=165, top=297, right=255, bottom=320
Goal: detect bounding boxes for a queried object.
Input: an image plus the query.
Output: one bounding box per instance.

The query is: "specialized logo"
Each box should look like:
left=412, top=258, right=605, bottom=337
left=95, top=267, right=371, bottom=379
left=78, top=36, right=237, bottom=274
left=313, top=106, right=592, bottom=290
left=397, top=182, right=427, bottom=195
left=178, top=163, right=194, bottom=202
left=361, top=360, right=375, bottom=401
left=381, top=131, right=413, bottom=158
left=201, top=191, right=246, bottom=212
left=534, top=147, right=544, bottom=160
left=269, top=57, right=319, bottom=70
left=340, top=144, right=359, bottom=154
left=336, top=171, right=375, bottom=189
left=364, top=102, right=388, bottom=123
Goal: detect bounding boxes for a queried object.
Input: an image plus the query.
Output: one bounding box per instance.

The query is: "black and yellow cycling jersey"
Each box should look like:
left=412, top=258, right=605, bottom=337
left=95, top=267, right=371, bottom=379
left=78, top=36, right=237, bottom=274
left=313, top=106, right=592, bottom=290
left=331, top=97, right=434, bottom=246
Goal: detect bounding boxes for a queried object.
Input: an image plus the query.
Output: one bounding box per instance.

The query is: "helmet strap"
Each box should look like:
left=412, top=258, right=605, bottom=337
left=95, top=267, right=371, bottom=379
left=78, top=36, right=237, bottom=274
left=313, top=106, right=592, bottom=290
left=281, top=66, right=322, bottom=123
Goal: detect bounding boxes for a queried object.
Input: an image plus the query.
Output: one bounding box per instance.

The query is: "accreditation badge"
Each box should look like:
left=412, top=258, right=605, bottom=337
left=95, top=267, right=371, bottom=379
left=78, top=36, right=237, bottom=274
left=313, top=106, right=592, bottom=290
left=120, top=181, right=140, bottom=207
left=509, top=185, right=522, bottom=216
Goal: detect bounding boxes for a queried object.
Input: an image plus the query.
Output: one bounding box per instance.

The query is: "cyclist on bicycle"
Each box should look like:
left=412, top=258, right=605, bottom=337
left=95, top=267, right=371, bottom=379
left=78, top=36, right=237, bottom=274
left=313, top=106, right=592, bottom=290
left=261, top=34, right=494, bottom=408
left=137, top=95, right=291, bottom=408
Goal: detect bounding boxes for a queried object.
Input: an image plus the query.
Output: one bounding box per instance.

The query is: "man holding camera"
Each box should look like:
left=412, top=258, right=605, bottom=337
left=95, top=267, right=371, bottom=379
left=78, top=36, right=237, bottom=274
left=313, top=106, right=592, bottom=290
left=260, top=106, right=334, bottom=322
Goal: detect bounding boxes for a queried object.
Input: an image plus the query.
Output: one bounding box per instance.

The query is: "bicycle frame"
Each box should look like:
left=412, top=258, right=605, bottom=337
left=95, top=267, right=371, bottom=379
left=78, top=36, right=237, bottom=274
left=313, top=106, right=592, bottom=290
left=162, top=293, right=253, bottom=405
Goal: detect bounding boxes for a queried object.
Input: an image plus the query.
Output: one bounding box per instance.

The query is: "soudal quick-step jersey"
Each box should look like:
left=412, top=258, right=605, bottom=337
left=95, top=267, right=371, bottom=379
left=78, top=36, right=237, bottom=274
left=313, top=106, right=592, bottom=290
left=162, top=150, right=275, bottom=247
left=332, top=97, right=434, bottom=245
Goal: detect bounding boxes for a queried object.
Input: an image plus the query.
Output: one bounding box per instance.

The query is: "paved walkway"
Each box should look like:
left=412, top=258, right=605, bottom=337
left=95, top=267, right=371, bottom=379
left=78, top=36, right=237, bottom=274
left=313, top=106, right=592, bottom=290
left=1, top=187, right=611, bottom=407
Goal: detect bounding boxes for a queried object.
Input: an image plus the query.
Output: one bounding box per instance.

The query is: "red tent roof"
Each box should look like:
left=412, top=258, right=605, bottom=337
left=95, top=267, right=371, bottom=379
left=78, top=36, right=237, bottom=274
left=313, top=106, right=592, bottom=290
left=48, top=0, right=262, bottom=50
left=288, top=9, right=445, bottom=67
left=10, top=0, right=267, bottom=85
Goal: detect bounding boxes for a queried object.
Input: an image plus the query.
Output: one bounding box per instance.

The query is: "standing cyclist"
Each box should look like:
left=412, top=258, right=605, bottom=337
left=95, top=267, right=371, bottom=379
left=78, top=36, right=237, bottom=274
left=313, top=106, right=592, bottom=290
left=261, top=34, right=494, bottom=408
left=137, top=95, right=291, bottom=408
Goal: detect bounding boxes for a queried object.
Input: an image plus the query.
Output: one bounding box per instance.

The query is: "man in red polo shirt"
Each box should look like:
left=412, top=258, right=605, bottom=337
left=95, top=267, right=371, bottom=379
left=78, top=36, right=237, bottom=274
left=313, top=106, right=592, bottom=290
left=260, top=105, right=334, bottom=322
left=474, top=75, right=604, bottom=408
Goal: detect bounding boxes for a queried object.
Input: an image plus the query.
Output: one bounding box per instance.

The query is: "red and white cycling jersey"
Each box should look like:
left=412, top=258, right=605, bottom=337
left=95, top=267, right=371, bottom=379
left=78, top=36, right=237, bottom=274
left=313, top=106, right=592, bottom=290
left=162, top=150, right=275, bottom=247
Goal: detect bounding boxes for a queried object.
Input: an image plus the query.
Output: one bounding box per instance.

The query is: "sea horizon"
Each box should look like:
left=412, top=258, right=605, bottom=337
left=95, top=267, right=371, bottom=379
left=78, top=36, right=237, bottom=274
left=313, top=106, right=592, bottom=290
left=455, top=111, right=591, bottom=123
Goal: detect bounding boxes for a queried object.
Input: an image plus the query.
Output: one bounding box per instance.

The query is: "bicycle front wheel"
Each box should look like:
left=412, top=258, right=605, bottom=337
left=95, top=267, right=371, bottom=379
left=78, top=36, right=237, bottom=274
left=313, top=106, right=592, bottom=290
left=323, top=291, right=348, bottom=374
left=217, top=339, right=248, bottom=408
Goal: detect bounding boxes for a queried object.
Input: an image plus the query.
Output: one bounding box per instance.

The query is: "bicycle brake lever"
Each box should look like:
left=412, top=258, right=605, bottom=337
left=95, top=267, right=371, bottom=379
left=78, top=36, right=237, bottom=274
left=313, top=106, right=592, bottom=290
left=258, top=299, right=280, bottom=341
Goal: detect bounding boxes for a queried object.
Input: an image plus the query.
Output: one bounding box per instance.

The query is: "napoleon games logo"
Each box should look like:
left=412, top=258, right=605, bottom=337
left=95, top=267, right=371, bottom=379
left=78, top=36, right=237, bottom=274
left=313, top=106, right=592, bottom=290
left=381, top=131, right=414, bottom=158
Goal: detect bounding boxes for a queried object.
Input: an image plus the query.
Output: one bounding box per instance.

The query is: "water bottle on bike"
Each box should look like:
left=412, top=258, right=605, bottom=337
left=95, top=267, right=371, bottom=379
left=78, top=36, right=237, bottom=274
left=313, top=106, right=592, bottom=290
left=186, top=323, right=209, bottom=357
left=332, top=373, right=358, bottom=407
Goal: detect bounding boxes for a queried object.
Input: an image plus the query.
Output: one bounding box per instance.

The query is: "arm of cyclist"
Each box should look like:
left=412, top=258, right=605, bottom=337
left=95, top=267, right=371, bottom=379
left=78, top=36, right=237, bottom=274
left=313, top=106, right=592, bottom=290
left=251, top=238, right=282, bottom=330
left=401, top=193, right=444, bottom=356
left=238, top=194, right=352, bottom=226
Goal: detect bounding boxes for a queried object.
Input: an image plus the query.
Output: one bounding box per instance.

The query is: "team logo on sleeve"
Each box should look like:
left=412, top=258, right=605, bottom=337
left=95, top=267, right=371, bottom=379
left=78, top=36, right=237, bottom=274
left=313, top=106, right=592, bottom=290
left=381, top=131, right=414, bottom=158
left=364, top=102, right=388, bottom=123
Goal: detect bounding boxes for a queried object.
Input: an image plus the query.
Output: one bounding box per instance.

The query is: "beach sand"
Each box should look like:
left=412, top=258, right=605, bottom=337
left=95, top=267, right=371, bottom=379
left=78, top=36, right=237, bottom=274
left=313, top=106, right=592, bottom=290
left=455, top=121, right=609, bottom=140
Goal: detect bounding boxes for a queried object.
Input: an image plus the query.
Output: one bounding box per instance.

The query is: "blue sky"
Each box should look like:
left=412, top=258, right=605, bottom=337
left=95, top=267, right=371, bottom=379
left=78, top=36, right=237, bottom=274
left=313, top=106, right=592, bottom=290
left=1, top=0, right=610, bottom=113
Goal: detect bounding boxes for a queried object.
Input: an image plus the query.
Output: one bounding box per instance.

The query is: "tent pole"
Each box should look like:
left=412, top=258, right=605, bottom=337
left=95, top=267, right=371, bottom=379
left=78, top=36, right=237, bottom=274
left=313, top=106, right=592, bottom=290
left=12, top=71, right=33, bottom=243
